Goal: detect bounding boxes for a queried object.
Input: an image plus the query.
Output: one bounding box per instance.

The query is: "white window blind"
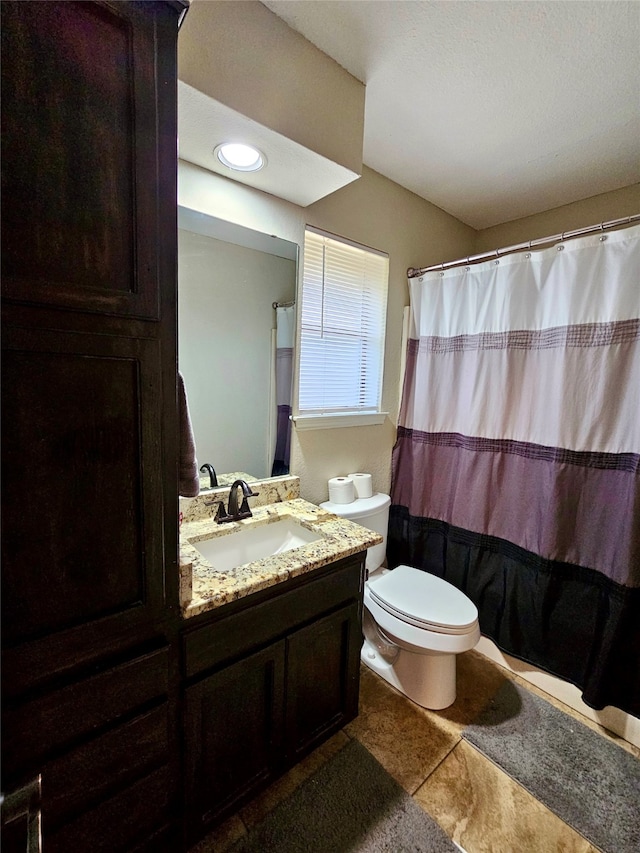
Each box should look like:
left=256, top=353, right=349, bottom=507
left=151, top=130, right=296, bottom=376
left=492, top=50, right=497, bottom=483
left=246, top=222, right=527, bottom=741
left=297, top=227, right=389, bottom=419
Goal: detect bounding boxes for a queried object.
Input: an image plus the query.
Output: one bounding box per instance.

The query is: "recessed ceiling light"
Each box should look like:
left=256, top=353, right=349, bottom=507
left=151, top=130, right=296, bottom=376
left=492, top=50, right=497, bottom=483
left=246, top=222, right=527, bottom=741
left=214, top=143, right=266, bottom=172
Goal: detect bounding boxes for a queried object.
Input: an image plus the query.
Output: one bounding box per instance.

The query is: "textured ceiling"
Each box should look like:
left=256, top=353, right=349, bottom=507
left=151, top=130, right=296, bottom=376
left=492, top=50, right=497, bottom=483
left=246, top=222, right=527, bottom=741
left=263, top=0, right=640, bottom=229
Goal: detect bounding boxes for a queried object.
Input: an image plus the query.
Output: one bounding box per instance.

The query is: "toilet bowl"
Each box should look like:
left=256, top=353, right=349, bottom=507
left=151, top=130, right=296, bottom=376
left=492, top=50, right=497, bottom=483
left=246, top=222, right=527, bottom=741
left=320, top=492, right=480, bottom=710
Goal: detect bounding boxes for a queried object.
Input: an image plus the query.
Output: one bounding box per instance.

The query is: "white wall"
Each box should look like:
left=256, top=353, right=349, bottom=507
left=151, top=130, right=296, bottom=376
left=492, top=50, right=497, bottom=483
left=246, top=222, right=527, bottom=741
left=178, top=160, right=476, bottom=503
left=178, top=229, right=296, bottom=479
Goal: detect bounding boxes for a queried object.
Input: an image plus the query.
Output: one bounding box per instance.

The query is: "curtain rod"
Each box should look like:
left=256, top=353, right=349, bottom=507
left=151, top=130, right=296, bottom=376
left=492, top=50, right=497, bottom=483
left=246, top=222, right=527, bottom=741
left=272, top=299, right=295, bottom=309
left=407, top=213, right=640, bottom=278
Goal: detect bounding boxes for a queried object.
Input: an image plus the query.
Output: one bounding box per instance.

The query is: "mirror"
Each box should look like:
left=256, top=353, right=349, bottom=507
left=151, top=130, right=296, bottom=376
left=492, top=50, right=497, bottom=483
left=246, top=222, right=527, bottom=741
left=178, top=206, right=298, bottom=490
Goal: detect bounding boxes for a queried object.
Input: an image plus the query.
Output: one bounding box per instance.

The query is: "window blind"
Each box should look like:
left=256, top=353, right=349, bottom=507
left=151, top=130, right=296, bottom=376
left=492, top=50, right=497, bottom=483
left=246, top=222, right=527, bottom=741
left=298, top=228, right=389, bottom=415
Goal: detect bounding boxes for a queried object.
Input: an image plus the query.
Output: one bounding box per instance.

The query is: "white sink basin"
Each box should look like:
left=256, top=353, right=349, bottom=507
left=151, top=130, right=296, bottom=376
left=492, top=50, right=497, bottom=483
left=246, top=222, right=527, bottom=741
left=191, top=518, right=322, bottom=572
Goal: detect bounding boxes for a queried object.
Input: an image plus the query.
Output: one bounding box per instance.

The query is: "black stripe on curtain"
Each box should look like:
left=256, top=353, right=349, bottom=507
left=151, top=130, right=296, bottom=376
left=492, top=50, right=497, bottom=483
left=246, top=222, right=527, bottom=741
left=387, top=504, right=640, bottom=716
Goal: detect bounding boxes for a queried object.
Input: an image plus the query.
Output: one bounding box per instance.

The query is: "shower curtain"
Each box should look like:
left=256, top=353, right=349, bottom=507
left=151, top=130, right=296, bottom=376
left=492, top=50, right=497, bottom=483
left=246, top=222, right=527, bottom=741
left=271, top=305, right=295, bottom=476
left=388, top=225, right=640, bottom=715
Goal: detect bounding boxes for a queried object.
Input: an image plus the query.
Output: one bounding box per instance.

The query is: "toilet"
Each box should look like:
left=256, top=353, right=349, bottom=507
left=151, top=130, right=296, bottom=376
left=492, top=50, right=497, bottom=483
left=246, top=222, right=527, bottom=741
left=320, top=493, right=480, bottom=710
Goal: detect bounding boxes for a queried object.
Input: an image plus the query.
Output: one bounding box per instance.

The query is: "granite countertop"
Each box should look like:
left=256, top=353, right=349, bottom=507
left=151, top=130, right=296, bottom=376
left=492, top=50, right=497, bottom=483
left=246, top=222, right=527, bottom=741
left=179, top=498, right=382, bottom=619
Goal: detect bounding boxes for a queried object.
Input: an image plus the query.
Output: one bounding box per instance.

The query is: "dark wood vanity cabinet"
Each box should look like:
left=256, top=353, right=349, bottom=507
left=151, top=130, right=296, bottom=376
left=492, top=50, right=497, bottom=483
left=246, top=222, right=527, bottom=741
left=1, top=2, right=186, bottom=850
left=182, top=555, right=365, bottom=845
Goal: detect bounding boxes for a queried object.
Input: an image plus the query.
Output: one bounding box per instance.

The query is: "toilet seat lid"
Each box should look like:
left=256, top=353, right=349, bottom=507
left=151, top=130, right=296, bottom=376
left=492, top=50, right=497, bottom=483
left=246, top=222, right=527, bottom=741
left=368, top=565, right=478, bottom=633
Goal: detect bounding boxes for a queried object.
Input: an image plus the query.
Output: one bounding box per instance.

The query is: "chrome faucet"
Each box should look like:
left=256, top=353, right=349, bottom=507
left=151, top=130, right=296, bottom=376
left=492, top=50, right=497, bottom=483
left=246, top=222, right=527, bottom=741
left=214, top=479, right=259, bottom=524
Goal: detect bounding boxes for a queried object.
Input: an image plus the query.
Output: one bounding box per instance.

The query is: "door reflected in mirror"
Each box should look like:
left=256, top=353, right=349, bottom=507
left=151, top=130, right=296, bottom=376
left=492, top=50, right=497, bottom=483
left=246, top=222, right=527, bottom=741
left=178, top=207, right=298, bottom=490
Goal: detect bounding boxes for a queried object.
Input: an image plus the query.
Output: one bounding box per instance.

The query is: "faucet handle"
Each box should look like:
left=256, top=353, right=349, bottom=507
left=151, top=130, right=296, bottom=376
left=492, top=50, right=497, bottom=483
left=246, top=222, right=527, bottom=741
left=204, top=500, right=231, bottom=523
left=239, top=490, right=259, bottom=515
left=214, top=501, right=232, bottom=523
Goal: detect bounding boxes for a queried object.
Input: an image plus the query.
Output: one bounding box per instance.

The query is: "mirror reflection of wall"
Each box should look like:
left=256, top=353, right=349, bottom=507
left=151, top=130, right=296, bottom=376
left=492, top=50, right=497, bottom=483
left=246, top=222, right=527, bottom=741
left=178, top=207, right=298, bottom=484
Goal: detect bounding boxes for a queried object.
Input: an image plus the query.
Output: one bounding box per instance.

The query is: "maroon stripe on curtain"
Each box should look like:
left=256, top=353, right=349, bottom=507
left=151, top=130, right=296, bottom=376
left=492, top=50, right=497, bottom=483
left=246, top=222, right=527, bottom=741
left=410, top=318, right=640, bottom=354
left=399, top=428, right=640, bottom=472
left=391, top=428, right=640, bottom=587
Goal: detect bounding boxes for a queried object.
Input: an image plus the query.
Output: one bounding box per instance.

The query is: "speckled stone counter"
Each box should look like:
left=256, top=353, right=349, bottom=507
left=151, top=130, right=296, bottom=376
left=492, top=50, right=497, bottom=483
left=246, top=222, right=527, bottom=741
left=180, top=498, right=382, bottom=619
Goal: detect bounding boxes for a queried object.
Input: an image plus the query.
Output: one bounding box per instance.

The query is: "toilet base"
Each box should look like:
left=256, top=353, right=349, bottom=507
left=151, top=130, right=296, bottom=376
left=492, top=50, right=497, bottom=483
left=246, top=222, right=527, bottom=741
left=361, top=639, right=457, bottom=710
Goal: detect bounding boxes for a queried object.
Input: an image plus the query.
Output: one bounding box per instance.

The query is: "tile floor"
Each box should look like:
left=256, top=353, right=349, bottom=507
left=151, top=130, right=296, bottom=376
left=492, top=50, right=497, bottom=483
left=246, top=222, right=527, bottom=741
left=191, top=650, right=640, bottom=853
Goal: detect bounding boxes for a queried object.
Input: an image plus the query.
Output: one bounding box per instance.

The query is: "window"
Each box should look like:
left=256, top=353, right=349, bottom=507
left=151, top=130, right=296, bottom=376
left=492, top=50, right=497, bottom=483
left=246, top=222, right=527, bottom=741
left=295, top=227, right=389, bottom=429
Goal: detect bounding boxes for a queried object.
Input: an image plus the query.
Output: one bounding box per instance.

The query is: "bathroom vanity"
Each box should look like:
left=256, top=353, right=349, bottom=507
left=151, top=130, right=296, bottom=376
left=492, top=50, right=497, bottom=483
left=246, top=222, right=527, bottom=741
left=179, top=491, right=381, bottom=845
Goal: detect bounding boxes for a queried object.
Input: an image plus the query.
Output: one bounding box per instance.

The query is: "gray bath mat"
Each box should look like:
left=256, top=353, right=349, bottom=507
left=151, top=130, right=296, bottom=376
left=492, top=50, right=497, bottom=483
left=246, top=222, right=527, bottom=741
left=462, top=680, right=640, bottom=853
left=230, top=738, right=457, bottom=852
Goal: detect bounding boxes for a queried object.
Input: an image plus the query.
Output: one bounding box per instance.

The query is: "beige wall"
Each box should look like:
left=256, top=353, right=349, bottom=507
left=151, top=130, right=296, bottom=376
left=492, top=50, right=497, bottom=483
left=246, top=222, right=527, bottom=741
left=179, top=0, right=364, bottom=174
left=178, top=160, right=475, bottom=504
left=474, top=184, right=640, bottom=253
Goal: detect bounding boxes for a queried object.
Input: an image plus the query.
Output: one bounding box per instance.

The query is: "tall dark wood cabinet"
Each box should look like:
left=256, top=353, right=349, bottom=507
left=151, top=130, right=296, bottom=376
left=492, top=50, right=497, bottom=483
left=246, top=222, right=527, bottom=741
left=1, top=2, right=187, bottom=850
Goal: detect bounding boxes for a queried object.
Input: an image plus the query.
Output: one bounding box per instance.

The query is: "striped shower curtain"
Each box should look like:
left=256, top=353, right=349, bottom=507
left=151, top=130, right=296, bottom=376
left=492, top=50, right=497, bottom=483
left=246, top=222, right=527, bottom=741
left=271, top=305, right=295, bottom=476
left=388, top=225, right=640, bottom=714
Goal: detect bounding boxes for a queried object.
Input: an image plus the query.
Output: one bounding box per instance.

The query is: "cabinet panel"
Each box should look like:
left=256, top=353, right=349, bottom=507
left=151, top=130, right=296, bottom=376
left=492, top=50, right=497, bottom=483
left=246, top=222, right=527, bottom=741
left=285, top=601, right=362, bottom=761
left=46, top=764, right=171, bottom=853
left=1, top=327, right=166, bottom=695
left=42, top=703, right=169, bottom=829
left=184, top=641, right=286, bottom=840
left=3, top=647, right=170, bottom=779
left=1, top=1, right=162, bottom=318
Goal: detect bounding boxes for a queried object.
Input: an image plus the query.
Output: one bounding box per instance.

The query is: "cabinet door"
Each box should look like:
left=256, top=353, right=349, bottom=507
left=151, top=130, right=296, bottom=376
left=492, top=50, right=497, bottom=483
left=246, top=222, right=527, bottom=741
left=184, top=641, right=286, bottom=843
left=285, top=601, right=362, bottom=762
left=1, top=0, right=164, bottom=319
left=1, top=327, right=167, bottom=696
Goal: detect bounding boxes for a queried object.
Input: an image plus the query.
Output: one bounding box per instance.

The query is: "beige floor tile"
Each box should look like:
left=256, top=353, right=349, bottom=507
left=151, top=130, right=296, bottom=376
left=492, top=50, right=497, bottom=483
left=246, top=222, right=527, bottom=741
left=344, top=666, right=458, bottom=794
left=414, top=740, right=599, bottom=853
left=189, top=813, right=246, bottom=853
left=239, top=730, right=350, bottom=830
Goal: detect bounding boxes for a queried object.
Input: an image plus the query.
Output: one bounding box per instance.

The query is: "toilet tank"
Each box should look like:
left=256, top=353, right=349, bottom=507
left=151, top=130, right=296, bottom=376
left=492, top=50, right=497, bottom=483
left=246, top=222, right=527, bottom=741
left=319, top=493, right=391, bottom=571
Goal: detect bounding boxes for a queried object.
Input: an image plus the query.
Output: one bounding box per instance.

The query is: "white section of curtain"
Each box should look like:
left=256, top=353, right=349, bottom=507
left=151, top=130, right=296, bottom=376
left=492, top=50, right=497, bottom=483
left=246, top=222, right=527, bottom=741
left=408, top=224, right=640, bottom=339
left=272, top=305, right=295, bottom=472
left=276, top=304, right=295, bottom=354
left=401, top=224, right=640, bottom=455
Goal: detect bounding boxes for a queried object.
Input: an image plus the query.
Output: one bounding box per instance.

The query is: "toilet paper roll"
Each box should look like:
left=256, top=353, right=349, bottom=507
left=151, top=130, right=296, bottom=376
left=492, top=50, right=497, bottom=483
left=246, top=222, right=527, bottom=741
left=328, top=476, right=356, bottom=504
left=347, top=472, right=373, bottom=498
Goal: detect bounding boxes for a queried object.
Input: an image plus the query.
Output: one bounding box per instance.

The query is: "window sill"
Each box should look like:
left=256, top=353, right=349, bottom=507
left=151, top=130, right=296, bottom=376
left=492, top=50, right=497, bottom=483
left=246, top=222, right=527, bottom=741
left=291, top=412, right=388, bottom=430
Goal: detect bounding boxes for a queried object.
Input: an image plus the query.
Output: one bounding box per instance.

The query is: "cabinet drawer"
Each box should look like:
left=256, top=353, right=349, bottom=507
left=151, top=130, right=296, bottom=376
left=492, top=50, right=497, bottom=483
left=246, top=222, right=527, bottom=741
left=42, top=703, right=170, bottom=828
left=183, top=556, right=364, bottom=678
left=46, top=764, right=171, bottom=853
left=3, top=646, right=170, bottom=776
